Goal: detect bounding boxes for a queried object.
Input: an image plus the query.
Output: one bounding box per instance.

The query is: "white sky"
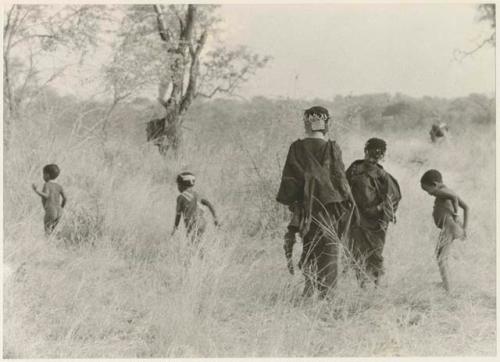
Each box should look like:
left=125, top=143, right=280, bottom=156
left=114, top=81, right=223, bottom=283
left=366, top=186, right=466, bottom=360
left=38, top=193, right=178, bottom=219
left=217, top=3, right=495, bottom=99
left=47, top=3, right=495, bottom=100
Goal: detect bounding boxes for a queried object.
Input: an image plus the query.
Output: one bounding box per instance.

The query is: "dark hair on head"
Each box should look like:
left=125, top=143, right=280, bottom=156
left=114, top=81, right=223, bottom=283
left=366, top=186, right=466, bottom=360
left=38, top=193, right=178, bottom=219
left=420, top=169, right=443, bottom=185
left=43, top=164, right=60, bottom=180
left=365, top=138, right=387, bottom=152
left=176, top=171, right=195, bottom=187
left=304, top=106, right=330, bottom=120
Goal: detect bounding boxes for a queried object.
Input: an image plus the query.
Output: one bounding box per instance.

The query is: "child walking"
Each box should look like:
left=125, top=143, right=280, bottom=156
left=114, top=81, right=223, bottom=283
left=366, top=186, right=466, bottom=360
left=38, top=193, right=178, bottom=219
left=346, top=138, right=401, bottom=287
left=420, top=169, right=469, bottom=292
left=172, top=172, right=219, bottom=242
left=32, top=164, right=67, bottom=235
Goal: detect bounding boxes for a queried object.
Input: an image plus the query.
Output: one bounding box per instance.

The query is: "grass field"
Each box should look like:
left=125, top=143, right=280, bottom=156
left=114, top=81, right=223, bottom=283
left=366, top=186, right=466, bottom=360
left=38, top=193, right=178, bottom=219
left=3, top=106, right=496, bottom=357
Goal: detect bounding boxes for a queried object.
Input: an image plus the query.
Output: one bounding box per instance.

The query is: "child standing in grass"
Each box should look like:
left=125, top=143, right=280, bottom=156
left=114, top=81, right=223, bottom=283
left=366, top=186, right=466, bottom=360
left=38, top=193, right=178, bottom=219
left=32, top=164, right=67, bottom=235
left=420, top=169, right=469, bottom=292
left=346, top=138, right=401, bottom=287
left=172, top=172, right=219, bottom=242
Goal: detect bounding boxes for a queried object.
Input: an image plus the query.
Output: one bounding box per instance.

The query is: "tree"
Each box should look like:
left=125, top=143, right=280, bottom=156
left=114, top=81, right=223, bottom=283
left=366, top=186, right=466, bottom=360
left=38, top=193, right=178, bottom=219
left=454, top=4, right=495, bottom=60
left=478, top=4, right=495, bottom=41
left=3, top=4, right=106, bottom=147
left=108, top=5, right=270, bottom=154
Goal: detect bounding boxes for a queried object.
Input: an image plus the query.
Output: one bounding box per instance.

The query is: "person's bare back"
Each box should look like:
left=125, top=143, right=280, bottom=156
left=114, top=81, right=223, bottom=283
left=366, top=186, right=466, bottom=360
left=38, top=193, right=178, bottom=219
left=32, top=164, right=67, bottom=235
left=42, top=181, right=64, bottom=220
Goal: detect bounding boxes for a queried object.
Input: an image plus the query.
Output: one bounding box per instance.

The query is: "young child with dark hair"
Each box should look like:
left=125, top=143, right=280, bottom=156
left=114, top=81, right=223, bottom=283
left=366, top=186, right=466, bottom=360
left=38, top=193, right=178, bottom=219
left=420, top=169, right=469, bottom=292
left=346, top=138, right=401, bottom=287
left=32, top=164, right=67, bottom=235
left=172, top=172, right=219, bottom=242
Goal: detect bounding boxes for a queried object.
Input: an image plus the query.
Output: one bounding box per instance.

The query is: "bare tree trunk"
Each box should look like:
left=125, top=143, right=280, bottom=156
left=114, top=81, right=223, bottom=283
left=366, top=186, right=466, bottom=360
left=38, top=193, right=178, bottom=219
left=163, top=108, right=182, bottom=154
left=3, top=54, right=14, bottom=151
left=154, top=4, right=198, bottom=155
left=3, top=5, right=18, bottom=150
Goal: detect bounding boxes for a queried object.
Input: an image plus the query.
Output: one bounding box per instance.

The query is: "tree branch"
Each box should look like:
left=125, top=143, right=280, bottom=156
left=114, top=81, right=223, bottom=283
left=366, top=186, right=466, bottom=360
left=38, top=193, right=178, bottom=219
left=157, top=80, right=172, bottom=108
left=181, top=30, right=208, bottom=113
left=4, top=5, right=20, bottom=52
left=3, top=5, right=20, bottom=116
left=453, top=32, right=495, bottom=61
left=189, top=29, right=207, bottom=58
left=180, top=5, right=195, bottom=47
left=153, top=4, right=171, bottom=43
left=17, top=45, right=37, bottom=106
left=3, top=5, right=15, bottom=42
left=10, top=33, right=59, bottom=48
left=169, top=5, right=184, bottom=33
left=196, top=69, right=248, bottom=99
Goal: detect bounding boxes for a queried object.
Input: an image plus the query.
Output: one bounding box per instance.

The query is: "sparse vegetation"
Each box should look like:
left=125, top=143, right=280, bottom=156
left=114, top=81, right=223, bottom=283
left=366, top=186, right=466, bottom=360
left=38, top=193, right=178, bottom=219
left=3, top=90, right=495, bottom=357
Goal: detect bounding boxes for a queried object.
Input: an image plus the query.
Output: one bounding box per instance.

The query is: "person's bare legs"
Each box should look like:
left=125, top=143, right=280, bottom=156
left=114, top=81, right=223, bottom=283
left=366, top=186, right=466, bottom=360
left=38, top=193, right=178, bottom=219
left=436, top=231, right=453, bottom=292
left=436, top=216, right=463, bottom=292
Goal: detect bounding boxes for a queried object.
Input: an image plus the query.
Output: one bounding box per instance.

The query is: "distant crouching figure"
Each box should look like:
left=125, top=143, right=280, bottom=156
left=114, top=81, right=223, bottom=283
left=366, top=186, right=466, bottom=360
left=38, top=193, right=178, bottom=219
left=429, top=122, right=449, bottom=143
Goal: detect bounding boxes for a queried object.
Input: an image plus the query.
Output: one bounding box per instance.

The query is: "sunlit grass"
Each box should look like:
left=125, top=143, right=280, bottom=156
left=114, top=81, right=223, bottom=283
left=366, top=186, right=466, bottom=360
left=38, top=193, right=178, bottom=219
left=3, top=108, right=495, bottom=357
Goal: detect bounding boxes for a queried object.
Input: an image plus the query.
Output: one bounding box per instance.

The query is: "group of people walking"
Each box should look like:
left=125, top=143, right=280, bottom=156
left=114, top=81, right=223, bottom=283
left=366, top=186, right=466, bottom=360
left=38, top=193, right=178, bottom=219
left=32, top=105, right=468, bottom=297
left=276, top=106, right=468, bottom=297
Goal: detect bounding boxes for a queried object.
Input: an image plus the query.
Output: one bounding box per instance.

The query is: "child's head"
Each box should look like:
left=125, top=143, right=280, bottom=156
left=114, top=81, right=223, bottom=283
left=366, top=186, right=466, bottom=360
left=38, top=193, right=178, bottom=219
left=303, top=106, right=330, bottom=135
left=43, top=164, right=60, bottom=181
left=176, top=172, right=195, bottom=191
left=420, top=169, right=443, bottom=194
left=364, top=138, right=386, bottom=163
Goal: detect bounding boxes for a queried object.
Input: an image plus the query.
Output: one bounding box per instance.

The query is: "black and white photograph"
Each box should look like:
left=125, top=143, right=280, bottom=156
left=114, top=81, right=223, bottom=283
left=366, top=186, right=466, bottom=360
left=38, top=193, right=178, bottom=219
left=2, top=2, right=496, bottom=358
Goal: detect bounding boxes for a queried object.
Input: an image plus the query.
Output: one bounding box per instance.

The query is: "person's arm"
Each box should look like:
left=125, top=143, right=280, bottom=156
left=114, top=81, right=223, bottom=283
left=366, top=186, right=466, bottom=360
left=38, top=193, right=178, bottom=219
left=60, top=187, right=67, bottom=208
left=201, top=198, right=219, bottom=226
left=330, top=143, right=352, bottom=198
left=343, top=162, right=361, bottom=225
left=458, top=196, right=469, bottom=232
left=32, top=183, right=49, bottom=199
left=378, top=172, right=401, bottom=224
left=172, top=214, right=181, bottom=235
left=276, top=142, right=303, bottom=206
left=172, top=196, right=183, bottom=235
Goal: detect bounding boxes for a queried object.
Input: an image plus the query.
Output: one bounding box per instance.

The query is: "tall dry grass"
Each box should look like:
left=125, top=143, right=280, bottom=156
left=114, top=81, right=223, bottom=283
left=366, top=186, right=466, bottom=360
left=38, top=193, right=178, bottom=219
left=3, top=102, right=496, bottom=357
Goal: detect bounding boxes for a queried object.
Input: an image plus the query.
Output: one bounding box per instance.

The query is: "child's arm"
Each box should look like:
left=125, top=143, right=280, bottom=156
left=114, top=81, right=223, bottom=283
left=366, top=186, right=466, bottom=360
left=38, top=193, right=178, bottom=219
left=201, top=198, right=219, bottom=226
left=32, top=183, right=49, bottom=199
left=458, top=196, right=469, bottom=232
left=172, top=196, right=183, bottom=235
left=60, top=187, right=67, bottom=208
left=172, top=214, right=181, bottom=235
left=379, top=172, right=401, bottom=225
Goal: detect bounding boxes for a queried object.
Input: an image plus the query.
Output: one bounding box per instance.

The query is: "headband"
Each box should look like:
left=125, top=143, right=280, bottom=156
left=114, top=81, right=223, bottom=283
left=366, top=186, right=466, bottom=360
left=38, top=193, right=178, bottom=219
left=307, top=113, right=329, bottom=131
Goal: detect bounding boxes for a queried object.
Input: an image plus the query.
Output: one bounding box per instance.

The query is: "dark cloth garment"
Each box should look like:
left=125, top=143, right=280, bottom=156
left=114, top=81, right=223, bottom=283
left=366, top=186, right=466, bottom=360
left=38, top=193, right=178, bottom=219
left=277, top=138, right=351, bottom=237
left=345, top=160, right=401, bottom=282
left=277, top=138, right=351, bottom=206
left=176, top=189, right=207, bottom=239
left=277, top=138, right=352, bottom=297
left=300, top=201, right=350, bottom=298
left=348, top=221, right=387, bottom=281
left=346, top=160, right=401, bottom=225
left=42, top=181, right=64, bottom=234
